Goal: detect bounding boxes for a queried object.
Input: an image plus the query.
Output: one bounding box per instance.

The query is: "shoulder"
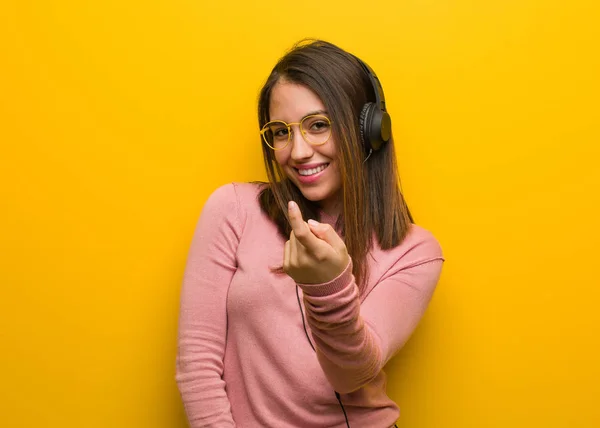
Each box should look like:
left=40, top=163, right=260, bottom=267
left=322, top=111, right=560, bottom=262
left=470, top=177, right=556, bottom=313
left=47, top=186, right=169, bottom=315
left=205, top=182, right=265, bottom=207
left=400, top=224, right=444, bottom=264
left=202, top=181, right=267, bottom=223
left=363, top=224, right=444, bottom=296
left=231, top=181, right=267, bottom=205
left=373, top=224, right=444, bottom=272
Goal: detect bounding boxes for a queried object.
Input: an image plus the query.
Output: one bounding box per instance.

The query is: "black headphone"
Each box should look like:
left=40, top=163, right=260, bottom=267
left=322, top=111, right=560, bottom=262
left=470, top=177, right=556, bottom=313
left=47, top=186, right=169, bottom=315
left=353, top=56, right=392, bottom=154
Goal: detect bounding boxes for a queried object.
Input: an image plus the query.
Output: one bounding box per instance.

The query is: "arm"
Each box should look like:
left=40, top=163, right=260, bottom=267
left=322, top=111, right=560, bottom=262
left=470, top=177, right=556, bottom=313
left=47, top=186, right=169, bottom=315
left=298, top=235, right=444, bottom=394
left=176, top=184, right=243, bottom=427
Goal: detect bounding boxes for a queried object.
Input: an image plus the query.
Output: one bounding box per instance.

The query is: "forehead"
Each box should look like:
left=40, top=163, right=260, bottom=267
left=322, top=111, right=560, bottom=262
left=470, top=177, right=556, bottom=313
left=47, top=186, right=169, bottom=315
left=268, top=81, right=325, bottom=121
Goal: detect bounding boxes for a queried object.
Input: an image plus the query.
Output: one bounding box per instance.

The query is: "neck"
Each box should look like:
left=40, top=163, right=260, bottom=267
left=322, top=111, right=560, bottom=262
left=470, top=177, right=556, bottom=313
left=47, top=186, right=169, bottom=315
left=318, top=195, right=342, bottom=220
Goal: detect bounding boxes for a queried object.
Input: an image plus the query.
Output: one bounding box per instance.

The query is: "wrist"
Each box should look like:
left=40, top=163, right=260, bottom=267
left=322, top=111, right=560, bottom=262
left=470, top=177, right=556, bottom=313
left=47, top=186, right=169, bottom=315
left=296, top=258, right=353, bottom=297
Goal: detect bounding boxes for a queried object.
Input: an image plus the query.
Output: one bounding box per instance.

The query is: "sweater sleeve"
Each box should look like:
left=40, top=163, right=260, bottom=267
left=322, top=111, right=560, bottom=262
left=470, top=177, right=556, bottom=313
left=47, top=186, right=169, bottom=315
left=176, top=183, right=244, bottom=427
left=297, top=232, right=444, bottom=394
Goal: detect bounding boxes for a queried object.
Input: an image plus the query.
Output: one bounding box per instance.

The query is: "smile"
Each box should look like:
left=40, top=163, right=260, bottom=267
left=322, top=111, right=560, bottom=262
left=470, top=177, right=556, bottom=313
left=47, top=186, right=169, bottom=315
left=297, top=164, right=329, bottom=176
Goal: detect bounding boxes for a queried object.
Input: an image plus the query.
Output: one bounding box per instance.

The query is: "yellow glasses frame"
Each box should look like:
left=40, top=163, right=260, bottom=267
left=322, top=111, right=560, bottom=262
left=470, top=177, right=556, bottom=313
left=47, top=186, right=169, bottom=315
left=260, top=114, right=333, bottom=151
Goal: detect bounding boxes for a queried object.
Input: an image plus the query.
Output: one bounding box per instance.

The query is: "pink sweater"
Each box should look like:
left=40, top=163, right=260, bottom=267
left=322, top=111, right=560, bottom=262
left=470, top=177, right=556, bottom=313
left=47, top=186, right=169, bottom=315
left=176, top=183, right=444, bottom=428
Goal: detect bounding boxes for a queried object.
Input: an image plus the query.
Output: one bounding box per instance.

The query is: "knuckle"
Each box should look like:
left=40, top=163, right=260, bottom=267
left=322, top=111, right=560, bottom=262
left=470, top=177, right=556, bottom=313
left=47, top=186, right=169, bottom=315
left=294, top=229, right=308, bottom=240
left=313, top=251, right=327, bottom=262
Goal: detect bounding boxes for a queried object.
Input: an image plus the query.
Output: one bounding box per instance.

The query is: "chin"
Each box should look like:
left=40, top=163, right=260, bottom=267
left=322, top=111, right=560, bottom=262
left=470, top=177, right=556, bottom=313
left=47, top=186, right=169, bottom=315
left=295, top=184, right=338, bottom=206
left=300, top=190, right=330, bottom=203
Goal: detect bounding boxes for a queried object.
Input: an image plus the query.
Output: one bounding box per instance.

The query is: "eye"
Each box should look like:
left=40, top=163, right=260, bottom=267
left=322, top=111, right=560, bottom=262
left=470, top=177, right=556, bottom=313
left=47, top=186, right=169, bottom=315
left=272, top=127, right=289, bottom=138
left=309, top=120, right=330, bottom=133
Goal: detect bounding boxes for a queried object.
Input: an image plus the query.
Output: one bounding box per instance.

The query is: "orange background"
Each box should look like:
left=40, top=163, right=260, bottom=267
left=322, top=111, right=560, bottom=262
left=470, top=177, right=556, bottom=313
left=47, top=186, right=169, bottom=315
left=1, top=1, right=599, bottom=427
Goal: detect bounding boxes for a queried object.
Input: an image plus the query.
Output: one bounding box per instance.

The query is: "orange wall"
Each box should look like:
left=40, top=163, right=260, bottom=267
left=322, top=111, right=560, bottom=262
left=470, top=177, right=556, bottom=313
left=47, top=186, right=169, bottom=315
left=1, top=1, right=599, bottom=427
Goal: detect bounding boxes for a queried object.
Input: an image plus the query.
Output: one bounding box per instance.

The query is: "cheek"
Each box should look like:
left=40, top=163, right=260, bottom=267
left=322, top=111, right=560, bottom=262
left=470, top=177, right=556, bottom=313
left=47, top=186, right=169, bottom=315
left=273, top=150, right=289, bottom=167
left=323, top=137, right=338, bottom=159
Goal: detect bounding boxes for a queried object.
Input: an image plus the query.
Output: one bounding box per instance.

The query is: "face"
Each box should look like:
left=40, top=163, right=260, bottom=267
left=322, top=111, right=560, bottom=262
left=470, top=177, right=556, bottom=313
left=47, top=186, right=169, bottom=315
left=268, top=80, right=342, bottom=215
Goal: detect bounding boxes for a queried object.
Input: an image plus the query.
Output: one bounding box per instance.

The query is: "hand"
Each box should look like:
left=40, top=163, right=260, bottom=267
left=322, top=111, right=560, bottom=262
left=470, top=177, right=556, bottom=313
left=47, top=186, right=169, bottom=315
left=283, top=201, right=350, bottom=284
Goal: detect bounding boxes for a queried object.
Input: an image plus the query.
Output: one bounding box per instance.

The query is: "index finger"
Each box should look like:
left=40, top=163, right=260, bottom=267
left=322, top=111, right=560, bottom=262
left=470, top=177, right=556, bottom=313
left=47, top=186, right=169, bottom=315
left=287, top=201, right=320, bottom=251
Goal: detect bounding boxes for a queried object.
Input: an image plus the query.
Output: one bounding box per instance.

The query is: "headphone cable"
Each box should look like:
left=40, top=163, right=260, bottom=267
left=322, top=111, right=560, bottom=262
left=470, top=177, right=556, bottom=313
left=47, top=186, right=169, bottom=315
left=296, top=285, right=351, bottom=428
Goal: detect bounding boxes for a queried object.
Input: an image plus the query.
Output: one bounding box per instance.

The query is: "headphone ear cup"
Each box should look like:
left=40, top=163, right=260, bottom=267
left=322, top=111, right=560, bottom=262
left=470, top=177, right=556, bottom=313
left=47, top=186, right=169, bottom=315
left=369, top=108, right=384, bottom=152
left=380, top=111, right=392, bottom=144
left=359, top=102, right=376, bottom=152
left=368, top=109, right=392, bottom=152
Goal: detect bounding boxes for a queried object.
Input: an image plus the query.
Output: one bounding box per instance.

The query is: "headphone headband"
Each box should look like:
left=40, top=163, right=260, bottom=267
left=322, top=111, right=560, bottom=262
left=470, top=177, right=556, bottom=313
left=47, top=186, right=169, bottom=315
left=353, top=57, right=387, bottom=113
left=352, top=55, right=392, bottom=153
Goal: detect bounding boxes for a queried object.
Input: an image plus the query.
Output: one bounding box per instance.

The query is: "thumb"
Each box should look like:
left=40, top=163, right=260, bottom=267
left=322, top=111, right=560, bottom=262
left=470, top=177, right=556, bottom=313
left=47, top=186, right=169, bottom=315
left=307, top=219, right=343, bottom=249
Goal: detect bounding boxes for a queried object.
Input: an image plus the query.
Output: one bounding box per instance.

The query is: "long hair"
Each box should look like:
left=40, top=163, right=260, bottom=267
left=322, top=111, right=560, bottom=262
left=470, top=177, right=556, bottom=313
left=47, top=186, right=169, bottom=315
left=256, top=39, right=413, bottom=295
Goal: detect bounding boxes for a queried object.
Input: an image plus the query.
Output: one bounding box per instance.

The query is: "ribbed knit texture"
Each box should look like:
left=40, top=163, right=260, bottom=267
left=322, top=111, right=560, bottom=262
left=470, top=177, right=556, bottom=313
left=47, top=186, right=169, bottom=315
left=176, top=182, right=444, bottom=428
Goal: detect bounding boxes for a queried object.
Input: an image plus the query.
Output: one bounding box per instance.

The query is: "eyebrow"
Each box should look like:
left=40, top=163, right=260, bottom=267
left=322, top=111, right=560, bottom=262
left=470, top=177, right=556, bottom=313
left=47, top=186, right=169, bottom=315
left=271, top=110, right=328, bottom=122
left=302, top=110, right=328, bottom=119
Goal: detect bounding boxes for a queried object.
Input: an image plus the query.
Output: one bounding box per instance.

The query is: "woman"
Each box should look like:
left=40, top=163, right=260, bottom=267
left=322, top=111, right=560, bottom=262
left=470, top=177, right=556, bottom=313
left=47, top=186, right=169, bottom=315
left=176, top=39, right=444, bottom=428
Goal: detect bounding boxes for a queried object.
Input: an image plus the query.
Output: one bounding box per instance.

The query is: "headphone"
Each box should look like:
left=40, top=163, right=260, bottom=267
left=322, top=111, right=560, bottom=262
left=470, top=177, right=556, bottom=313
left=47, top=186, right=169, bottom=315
left=353, top=56, right=392, bottom=155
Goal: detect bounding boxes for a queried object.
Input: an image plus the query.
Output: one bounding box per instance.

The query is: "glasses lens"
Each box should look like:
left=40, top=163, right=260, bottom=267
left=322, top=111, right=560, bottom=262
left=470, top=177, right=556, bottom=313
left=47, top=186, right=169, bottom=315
left=301, top=115, right=332, bottom=145
left=262, top=121, right=289, bottom=150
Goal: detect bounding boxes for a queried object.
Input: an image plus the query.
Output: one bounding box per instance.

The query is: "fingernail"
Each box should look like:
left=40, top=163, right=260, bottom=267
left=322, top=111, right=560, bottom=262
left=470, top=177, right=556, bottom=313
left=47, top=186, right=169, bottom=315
left=288, top=201, right=298, bottom=211
left=307, top=219, right=319, bottom=227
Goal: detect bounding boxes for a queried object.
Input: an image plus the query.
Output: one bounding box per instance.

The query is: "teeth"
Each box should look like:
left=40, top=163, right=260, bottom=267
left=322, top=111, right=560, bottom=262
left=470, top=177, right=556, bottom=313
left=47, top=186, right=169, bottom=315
left=298, top=164, right=328, bottom=176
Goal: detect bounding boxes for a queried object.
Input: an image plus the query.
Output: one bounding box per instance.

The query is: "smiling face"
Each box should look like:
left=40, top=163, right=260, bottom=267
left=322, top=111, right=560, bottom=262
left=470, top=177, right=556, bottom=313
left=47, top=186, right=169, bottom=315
left=268, top=80, right=343, bottom=215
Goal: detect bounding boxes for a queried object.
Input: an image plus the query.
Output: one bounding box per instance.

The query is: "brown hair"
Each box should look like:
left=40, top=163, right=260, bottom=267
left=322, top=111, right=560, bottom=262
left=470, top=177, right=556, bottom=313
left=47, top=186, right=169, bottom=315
left=256, top=39, right=413, bottom=295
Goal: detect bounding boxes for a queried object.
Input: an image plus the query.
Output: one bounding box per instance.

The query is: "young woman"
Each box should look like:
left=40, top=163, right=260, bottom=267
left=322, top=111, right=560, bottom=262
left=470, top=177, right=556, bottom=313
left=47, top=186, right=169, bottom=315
left=176, top=39, right=445, bottom=428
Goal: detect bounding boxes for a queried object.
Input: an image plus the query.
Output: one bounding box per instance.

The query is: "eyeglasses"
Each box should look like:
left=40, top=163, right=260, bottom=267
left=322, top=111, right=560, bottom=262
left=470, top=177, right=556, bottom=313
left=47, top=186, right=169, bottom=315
left=260, top=114, right=332, bottom=151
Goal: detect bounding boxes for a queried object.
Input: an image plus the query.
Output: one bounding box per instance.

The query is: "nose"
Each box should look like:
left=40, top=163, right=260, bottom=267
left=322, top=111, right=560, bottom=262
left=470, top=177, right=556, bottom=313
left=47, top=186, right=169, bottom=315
left=289, top=127, right=314, bottom=161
